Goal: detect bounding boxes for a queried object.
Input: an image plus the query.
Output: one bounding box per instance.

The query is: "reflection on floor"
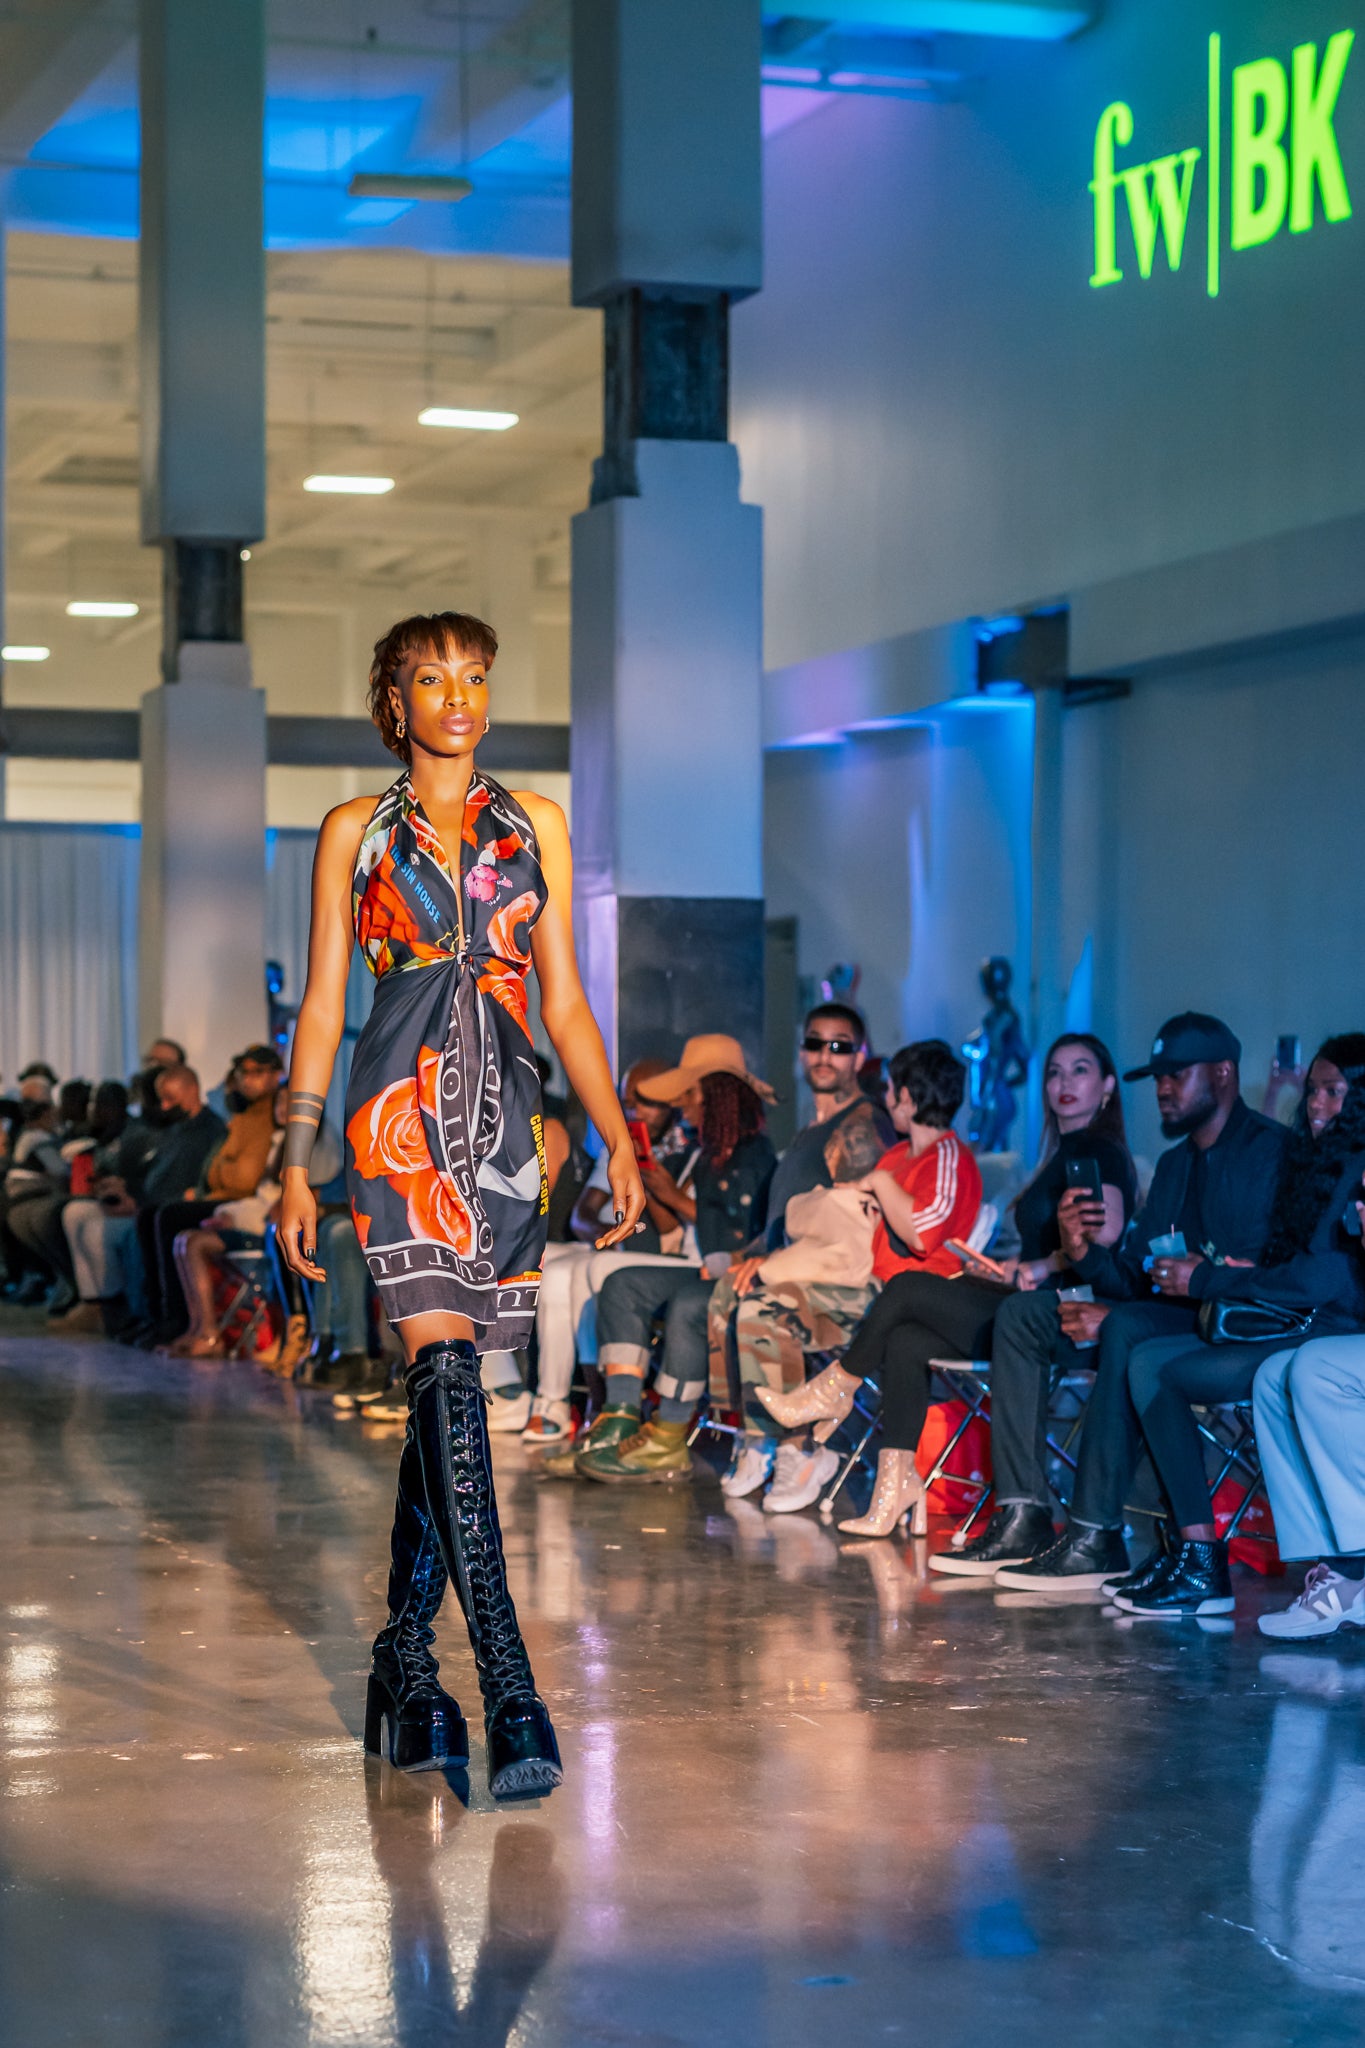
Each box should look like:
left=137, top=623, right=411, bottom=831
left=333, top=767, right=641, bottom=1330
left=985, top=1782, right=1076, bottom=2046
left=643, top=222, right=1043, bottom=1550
left=4, top=1325, right=1365, bottom=2047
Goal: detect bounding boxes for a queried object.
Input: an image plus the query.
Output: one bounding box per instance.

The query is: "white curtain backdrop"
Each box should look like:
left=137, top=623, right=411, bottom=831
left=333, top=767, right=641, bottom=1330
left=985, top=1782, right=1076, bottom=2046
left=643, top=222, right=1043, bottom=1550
left=0, top=824, right=373, bottom=1107
left=0, top=823, right=141, bottom=1088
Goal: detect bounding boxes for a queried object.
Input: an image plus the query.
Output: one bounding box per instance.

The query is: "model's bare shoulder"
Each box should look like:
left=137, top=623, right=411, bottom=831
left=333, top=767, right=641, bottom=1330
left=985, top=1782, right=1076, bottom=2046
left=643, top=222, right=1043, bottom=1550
left=315, top=794, right=384, bottom=871
left=513, top=791, right=567, bottom=839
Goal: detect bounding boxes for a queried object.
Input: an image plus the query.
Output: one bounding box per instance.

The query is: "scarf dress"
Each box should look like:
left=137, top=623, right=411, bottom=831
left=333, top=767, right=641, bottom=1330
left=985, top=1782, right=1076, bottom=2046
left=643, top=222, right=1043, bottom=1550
left=345, top=770, right=549, bottom=1352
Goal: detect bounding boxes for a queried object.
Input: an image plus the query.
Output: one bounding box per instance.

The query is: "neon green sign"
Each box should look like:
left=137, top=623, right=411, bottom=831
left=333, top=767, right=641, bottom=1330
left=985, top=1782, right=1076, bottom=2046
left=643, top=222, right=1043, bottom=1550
left=1090, top=28, right=1354, bottom=295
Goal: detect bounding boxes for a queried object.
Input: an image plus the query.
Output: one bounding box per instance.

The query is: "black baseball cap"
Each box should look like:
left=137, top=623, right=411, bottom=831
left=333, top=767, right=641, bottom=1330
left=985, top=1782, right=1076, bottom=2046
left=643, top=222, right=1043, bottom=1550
left=1124, top=1012, right=1242, bottom=1081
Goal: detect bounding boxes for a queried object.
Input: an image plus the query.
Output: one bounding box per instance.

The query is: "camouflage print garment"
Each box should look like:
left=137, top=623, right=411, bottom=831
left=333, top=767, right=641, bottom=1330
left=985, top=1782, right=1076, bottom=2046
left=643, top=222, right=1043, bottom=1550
left=707, top=1268, right=877, bottom=1404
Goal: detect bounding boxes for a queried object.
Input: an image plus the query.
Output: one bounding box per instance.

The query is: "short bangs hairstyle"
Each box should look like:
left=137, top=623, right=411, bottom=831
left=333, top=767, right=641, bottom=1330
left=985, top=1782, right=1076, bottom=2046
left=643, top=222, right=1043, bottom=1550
left=367, top=611, right=499, bottom=763
left=887, top=1039, right=967, bottom=1130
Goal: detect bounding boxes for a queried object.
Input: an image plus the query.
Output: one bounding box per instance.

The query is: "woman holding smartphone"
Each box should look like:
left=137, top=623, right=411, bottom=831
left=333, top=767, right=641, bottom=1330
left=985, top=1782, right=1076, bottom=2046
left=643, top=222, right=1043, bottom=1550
left=278, top=611, right=644, bottom=1796
left=763, top=1034, right=1137, bottom=1538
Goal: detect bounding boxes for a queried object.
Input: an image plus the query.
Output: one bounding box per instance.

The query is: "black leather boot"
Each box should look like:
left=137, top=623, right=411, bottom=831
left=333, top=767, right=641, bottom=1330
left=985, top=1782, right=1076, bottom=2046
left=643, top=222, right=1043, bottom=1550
left=406, top=1340, right=563, bottom=1798
left=928, top=1502, right=1056, bottom=1576
left=366, top=1417, right=470, bottom=1771
left=1111, top=1538, right=1234, bottom=1617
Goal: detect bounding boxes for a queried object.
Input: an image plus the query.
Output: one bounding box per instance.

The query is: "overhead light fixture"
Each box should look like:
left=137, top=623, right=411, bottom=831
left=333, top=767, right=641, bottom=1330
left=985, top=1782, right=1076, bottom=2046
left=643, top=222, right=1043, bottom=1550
left=348, top=172, right=473, bottom=203
left=66, top=601, right=139, bottom=618
left=418, top=406, right=519, bottom=432
left=2, top=644, right=50, bottom=661
left=303, top=474, right=395, bottom=495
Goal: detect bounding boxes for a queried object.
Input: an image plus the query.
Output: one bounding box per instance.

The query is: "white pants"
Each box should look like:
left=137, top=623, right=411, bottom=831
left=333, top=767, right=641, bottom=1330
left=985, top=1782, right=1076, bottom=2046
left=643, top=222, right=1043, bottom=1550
left=63, top=1199, right=145, bottom=1313
left=534, top=1243, right=696, bottom=1401
left=1253, top=1337, right=1365, bottom=1561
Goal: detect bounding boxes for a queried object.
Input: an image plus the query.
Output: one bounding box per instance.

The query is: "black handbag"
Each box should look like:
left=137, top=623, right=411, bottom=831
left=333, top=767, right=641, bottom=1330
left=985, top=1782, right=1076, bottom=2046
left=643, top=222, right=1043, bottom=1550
left=1197, top=1298, right=1317, bottom=1345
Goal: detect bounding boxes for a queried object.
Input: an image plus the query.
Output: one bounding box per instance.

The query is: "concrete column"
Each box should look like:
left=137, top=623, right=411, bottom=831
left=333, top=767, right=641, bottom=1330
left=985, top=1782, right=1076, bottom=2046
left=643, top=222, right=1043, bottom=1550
left=1027, top=680, right=1066, bottom=1159
left=137, top=0, right=267, bottom=1082
left=570, top=0, right=765, bottom=1076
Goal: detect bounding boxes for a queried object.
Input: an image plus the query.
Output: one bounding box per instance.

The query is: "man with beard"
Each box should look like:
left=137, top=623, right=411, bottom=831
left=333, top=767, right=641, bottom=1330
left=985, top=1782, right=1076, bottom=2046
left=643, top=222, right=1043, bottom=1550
left=940, top=1014, right=1287, bottom=1589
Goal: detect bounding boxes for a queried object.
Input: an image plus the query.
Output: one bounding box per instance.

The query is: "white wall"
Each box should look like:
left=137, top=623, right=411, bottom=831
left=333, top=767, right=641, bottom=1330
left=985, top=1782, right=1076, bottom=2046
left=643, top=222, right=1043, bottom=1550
left=1058, top=632, right=1365, bottom=1161
left=736, top=0, right=1365, bottom=671
left=764, top=697, right=1033, bottom=1063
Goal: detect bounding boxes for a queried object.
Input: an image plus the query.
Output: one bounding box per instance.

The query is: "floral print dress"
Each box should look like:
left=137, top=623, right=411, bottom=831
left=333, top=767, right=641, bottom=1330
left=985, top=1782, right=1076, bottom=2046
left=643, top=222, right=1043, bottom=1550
left=345, top=770, right=549, bottom=1351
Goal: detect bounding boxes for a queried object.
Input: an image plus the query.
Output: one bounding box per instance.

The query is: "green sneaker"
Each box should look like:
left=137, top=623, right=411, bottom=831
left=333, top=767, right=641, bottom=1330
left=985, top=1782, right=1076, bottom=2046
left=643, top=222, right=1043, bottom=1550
left=539, top=1406, right=639, bottom=1481
left=578, top=1419, right=694, bottom=1485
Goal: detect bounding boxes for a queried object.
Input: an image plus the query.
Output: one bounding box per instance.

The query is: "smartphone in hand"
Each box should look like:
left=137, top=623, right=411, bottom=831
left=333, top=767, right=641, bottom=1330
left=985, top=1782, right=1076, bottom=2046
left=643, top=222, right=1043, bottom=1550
left=947, top=1239, right=1008, bottom=1282
left=1064, top=1156, right=1103, bottom=1203
left=626, top=1117, right=657, bottom=1168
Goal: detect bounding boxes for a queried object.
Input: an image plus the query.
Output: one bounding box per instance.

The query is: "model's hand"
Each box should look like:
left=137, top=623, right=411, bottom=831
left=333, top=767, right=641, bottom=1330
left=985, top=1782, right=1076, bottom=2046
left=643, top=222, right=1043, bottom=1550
left=592, top=1142, right=647, bottom=1249
left=1151, top=1254, right=1203, bottom=1298
left=1058, top=1299, right=1110, bottom=1344
left=1057, top=1187, right=1105, bottom=1264
left=278, top=1169, right=326, bottom=1280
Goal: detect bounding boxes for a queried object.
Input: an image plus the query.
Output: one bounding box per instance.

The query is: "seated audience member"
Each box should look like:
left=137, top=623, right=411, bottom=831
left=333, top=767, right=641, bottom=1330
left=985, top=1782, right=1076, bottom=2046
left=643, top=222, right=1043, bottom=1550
left=1105, top=1035, right=1365, bottom=1618
left=748, top=1039, right=982, bottom=1519
left=975, top=1013, right=1288, bottom=1592
left=1, top=1100, right=69, bottom=1302
left=168, top=1085, right=339, bottom=1368
left=17, top=1061, right=58, bottom=1105
left=6, top=1083, right=132, bottom=1324
left=63, top=1065, right=226, bottom=1336
left=565, top=1067, right=776, bottom=1484
left=1253, top=1310, right=1365, bottom=1640
left=142, top=1037, right=187, bottom=1072
left=137, top=1044, right=282, bottom=1345
left=527, top=1055, right=702, bottom=1447
left=709, top=1003, right=895, bottom=1511
left=789, top=1035, right=1136, bottom=1544
left=736, top=1040, right=982, bottom=1523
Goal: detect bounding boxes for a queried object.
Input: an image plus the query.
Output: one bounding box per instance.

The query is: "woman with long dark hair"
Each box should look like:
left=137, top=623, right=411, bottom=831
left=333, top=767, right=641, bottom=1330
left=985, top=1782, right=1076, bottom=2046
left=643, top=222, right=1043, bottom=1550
left=569, top=1055, right=778, bottom=1484
left=756, top=1033, right=1139, bottom=1538
left=1112, top=1034, right=1365, bottom=1619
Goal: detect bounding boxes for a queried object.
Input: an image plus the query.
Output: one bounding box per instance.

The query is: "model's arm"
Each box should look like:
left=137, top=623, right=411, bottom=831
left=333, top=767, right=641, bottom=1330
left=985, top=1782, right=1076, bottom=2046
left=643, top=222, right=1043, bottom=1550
left=278, top=801, right=370, bottom=1278
left=520, top=795, right=645, bottom=1248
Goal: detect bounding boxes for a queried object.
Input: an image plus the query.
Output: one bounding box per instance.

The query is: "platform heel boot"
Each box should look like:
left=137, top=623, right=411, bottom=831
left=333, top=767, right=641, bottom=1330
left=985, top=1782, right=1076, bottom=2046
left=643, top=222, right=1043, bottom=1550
left=365, top=1418, right=471, bottom=1771
left=406, top=1339, right=563, bottom=1798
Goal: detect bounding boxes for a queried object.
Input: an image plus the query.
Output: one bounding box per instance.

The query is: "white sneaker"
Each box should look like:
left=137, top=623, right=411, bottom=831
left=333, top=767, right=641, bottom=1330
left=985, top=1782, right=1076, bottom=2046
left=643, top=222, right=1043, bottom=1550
left=1257, top=1564, right=1365, bottom=1639
left=762, top=1441, right=839, bottom=1515
left=487, top=1389, right=533, bottom=1433
left=721, top=1437, right=777, bottom=1499
left=521, top=1397, right=573, bottom=1448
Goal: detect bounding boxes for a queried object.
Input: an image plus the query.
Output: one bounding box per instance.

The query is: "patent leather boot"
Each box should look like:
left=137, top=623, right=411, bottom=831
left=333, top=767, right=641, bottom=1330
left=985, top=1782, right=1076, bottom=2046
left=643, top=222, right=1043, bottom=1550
left=407, top=1340, right=563, bottom=1798
left=366, top=1414, right=470, bottom=1771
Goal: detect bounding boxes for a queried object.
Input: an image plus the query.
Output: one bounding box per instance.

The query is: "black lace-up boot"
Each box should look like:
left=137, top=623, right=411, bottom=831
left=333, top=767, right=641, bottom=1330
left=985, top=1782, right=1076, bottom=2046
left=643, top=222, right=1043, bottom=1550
left=365, top=1419, right=470, bottom=1771
left=405, top=1339, right=562, bottom=1797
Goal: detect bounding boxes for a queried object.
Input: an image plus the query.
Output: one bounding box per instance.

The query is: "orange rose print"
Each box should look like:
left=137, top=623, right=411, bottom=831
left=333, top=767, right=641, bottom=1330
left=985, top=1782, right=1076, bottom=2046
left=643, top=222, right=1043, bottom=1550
left=406, top=1167, right=475, bottom=1255
left=348, top=1075, right=429, bottom=1180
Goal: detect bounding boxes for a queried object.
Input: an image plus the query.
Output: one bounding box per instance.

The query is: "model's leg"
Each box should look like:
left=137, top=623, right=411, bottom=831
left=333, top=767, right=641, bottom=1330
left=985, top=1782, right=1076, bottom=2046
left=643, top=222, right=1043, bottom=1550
left=400, top=1314, right=562, bottom=1796
left=365, top=1396, right=470, bottom=1771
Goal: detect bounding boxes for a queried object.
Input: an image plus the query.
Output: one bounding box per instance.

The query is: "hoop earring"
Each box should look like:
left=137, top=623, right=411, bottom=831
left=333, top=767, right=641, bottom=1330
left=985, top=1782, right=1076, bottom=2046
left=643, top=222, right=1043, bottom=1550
left=395, top=715, right=407, bottom=740
left=483, top=715, right=491, bottom=734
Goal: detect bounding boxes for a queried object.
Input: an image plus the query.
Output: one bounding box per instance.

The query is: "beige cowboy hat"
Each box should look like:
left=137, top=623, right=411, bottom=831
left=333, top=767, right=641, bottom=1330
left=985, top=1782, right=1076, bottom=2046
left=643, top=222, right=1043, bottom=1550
left=635, top=1033, right=775, bottom=1105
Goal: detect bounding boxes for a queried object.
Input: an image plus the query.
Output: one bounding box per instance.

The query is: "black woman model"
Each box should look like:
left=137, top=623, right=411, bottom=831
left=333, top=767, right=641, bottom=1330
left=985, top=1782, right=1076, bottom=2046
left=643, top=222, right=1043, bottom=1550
left=279, top=611, right=645, bottom=1796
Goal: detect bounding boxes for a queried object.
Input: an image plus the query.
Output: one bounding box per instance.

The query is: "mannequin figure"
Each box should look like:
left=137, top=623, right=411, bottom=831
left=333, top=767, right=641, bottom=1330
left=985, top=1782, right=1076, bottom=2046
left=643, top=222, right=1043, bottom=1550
left=962, top=955, right=1030, bottom=1153
left=279, top=610, right=644, bottom=1797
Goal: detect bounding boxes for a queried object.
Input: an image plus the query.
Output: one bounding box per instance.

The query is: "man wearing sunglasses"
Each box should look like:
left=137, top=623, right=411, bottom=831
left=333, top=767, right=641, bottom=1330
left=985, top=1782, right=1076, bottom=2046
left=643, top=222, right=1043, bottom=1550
left=708, top=1003, right=895, bottom=1511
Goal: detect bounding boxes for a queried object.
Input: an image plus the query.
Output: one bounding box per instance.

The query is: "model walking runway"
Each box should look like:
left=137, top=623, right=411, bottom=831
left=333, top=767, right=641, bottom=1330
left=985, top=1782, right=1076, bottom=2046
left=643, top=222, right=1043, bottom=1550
left=276, top=609, right=645, bottom=1797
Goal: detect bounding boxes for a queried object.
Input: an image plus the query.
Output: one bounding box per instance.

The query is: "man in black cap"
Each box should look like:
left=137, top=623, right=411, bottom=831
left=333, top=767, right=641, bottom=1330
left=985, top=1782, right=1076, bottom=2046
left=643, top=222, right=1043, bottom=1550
left=931, top=1012, right=1287, bottom=1588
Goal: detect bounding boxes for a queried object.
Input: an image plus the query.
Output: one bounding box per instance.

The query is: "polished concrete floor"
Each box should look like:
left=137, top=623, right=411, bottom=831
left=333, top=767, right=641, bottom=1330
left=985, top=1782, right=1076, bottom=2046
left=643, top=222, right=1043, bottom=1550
left=4, top=1325, right=1365, bottom=2048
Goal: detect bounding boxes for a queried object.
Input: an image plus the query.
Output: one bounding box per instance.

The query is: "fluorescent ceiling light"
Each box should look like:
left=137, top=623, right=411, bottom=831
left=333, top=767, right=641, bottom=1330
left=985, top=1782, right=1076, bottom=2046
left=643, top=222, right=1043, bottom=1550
left=418, top=406, right=519, bottom=432
left=66, top=601, right=139, bottom=618
left=2, top=644, right=50, bottom=661
left=303, top=474, right=395, bottom=495
left=348, top=173, right=473, bottom=202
